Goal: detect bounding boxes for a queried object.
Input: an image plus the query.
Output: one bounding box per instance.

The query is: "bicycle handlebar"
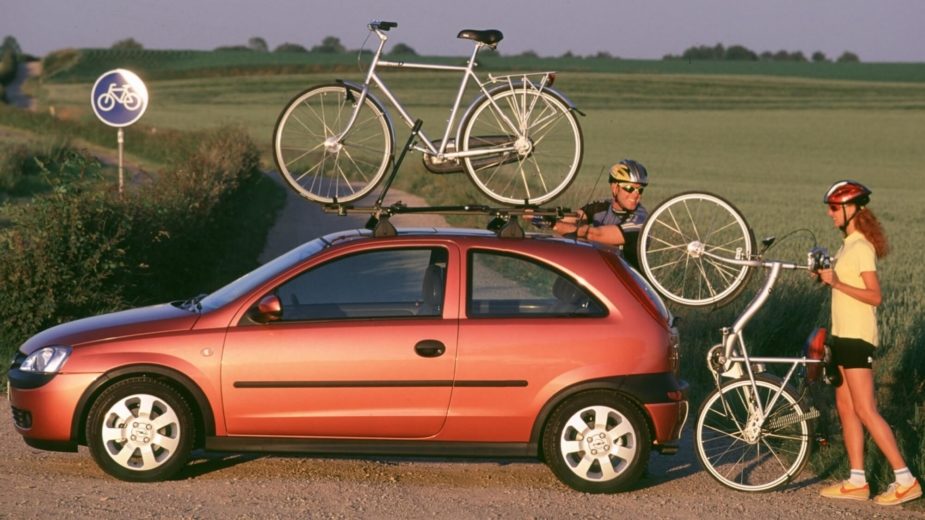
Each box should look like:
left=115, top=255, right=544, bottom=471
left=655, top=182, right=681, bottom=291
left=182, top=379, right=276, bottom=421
left=369, top=21, right=398, bottom=31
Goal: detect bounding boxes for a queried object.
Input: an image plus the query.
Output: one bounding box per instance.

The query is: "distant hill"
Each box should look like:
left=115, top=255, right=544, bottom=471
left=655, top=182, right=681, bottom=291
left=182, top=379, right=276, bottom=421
left=40, top=48, right=925, bottom=84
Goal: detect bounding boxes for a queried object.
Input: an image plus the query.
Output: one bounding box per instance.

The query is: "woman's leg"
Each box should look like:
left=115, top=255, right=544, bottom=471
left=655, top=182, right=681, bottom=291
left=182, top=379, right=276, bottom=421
left=835, top=366, right=866, bottom=470
left=843, top=367, right=907, bottom=469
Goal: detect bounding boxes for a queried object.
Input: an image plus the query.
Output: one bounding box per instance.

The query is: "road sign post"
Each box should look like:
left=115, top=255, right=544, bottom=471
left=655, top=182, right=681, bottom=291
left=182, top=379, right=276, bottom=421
left=90, top=69, right=149, bottom=195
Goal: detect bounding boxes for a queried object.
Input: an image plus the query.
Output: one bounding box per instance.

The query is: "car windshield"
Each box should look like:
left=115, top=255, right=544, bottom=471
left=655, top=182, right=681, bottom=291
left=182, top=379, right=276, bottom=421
left=198, top=238, right=327, bottom=311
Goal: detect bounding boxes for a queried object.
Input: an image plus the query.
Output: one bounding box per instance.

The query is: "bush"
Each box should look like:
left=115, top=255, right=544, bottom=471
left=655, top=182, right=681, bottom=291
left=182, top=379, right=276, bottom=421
left=0, top=126, right=279, bottom=374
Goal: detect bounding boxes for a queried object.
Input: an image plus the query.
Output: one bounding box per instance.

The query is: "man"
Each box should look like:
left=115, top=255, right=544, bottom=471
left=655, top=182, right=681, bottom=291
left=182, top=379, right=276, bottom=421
left=553, top=159, right=649, bottom=268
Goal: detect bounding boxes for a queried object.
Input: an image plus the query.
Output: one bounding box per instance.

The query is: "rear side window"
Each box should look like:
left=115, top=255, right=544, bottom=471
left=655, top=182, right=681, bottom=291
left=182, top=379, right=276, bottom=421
left=467, top=251, right=605, bottom=318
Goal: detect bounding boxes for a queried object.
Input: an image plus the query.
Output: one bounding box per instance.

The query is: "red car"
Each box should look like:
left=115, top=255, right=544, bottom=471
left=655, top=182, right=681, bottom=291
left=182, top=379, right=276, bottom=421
left=8, top=228, right=687, bottom=493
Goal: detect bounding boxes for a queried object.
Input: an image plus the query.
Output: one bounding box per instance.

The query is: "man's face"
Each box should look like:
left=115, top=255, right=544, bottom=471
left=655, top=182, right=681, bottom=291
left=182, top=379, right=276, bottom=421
left=611, top=181, right=644, bottom=211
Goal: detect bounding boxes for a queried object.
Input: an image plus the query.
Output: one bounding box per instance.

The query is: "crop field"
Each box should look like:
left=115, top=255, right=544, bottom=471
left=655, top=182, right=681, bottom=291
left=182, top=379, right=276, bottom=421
left=16, top=50, right=925, bottom=484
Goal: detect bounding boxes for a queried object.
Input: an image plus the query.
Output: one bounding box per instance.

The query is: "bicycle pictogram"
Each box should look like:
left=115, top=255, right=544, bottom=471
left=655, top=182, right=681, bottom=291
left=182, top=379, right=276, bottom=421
left=96, top=83, right=143, bottom=112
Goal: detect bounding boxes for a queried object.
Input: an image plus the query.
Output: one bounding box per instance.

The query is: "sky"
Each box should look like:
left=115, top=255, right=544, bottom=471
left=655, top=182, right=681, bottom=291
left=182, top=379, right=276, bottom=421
left=4, top=0, right=925, bottom=62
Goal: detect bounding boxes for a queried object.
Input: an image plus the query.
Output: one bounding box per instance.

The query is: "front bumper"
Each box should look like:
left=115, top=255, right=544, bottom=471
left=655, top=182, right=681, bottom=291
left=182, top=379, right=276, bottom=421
left=8, top=369, right=101, bottom=451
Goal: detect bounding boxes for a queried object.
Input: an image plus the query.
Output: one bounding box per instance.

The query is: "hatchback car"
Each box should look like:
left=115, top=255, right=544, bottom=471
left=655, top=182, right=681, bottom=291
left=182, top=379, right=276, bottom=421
left=8, top=227, right=687, bottom=493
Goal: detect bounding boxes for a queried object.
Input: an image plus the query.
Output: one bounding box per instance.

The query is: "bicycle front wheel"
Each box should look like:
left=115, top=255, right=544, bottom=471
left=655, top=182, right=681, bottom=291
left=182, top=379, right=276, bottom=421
left=695, top=377, right=812, bottom=492
left=460, top=86, right=582, bottom=206
left=638, top=191, right=755, bottom=307
left=273, top=84, right=393, bottom=204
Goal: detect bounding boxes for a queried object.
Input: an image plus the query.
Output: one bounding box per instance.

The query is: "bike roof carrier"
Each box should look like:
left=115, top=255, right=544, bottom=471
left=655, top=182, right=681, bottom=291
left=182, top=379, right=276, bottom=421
left=320, top=118, right=577, bottom=238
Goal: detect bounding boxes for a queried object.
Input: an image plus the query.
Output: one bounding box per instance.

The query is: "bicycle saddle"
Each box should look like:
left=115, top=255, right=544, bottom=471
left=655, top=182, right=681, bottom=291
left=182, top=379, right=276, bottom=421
left=457, top=29, right=504, bottom=46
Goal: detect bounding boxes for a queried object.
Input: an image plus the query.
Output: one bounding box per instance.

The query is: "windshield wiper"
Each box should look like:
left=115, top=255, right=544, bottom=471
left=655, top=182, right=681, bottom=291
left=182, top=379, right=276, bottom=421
left=178, top=293, right=208, bottom=312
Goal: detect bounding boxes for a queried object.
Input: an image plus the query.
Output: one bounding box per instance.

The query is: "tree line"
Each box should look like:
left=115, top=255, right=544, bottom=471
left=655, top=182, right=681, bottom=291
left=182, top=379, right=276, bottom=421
left=664, top=43, right=860, bottom=63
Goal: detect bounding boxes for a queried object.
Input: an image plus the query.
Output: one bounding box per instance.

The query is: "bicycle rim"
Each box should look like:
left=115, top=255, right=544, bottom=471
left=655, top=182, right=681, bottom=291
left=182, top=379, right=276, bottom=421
left=696, top=378, right=812, bottom=492
left=638, top=191, right=755, bottom=307
left=461, top=88, right=582, bottom=206
left=273, top=85, right=392, bottom=204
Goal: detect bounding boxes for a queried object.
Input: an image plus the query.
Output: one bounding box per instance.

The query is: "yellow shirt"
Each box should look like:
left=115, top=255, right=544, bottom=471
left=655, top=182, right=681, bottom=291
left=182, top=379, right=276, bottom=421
left=831, top=231, right=878, bottom=346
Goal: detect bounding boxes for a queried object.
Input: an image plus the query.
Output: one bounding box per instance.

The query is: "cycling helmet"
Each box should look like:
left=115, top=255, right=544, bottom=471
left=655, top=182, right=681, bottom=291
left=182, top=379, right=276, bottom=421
left=824, top=180, right=871, bottom=207
left=609, top=160, right=649, bottom=186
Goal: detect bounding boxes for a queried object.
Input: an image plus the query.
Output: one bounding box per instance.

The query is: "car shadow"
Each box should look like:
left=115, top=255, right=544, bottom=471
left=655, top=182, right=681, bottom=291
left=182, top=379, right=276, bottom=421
left=178, top=450, right=266, bottom=479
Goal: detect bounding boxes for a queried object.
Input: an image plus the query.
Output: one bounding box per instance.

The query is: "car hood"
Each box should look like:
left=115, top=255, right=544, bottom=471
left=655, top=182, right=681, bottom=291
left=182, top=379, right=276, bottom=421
left=19, top=303, right=199, bottom=355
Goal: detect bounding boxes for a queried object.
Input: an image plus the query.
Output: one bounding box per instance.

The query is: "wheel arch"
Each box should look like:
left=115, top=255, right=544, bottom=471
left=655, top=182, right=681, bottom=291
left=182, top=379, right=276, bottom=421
left=528, top=377, right=657, bottom=458
left=72, top=365, right=216, bottom=449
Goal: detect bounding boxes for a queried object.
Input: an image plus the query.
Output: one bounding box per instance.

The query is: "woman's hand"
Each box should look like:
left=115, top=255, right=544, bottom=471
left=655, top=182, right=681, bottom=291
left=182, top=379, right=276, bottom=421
left=818, top=268, right=837, bottom=286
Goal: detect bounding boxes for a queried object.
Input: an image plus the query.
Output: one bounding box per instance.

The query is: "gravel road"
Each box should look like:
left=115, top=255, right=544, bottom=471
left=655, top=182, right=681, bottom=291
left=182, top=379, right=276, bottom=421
left=2, top=413, right=922, bottom=519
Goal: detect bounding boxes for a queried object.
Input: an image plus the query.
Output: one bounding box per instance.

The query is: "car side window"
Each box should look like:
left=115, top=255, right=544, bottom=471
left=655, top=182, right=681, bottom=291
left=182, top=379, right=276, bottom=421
left=274, top=247, right=448, bottom=321
left=467, top=251, right=605, bottom=318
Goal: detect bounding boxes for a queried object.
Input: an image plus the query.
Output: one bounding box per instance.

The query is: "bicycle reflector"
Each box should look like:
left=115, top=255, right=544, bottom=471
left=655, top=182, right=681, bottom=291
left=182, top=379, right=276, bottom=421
left=803, top=327, right=828, bottom=382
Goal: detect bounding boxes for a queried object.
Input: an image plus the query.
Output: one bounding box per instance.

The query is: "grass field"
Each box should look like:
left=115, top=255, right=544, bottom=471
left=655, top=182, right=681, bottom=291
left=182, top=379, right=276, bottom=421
left=15, top=49, right=925, bottom=491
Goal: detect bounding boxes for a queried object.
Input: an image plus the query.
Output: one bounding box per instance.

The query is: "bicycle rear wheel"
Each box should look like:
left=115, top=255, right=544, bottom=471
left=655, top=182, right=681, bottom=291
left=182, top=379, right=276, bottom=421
left=695, top=377, right=812, bottom=492
left=273, top=84, right=393, bottom=204
left=460, top=86, right=582, bottom=206
left=638, top=191, right=755, bottom=307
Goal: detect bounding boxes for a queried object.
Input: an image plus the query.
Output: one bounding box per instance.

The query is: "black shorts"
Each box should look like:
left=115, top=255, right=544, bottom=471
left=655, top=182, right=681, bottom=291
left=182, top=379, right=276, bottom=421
left=828, top=336, right=875, bottom=369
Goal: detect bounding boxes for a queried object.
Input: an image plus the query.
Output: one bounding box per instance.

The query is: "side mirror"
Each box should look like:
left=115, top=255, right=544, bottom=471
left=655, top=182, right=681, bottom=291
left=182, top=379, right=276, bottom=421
left=250, top=294, right=282, bottom=323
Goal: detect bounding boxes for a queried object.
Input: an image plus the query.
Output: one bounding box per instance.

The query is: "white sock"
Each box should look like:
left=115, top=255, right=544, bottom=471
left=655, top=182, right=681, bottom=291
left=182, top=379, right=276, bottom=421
left=849, top=469, right=866, bottom=486
left=894, top=467, right=915, bottom=486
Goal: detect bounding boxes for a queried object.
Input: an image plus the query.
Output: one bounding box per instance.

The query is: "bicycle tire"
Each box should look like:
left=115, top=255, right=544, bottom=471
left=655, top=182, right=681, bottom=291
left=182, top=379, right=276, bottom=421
left=637, top=191, right=756, bottom=307
left=695, top=376, right=813, bottom=492
left=273, top=84, right=393, bottom=204
left=459, top=85, right=582, bottom=206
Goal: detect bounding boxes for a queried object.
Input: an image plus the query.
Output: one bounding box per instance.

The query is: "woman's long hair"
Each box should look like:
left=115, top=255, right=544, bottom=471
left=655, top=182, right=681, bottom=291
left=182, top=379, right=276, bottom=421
left=855, top=207, right=889, bottom=259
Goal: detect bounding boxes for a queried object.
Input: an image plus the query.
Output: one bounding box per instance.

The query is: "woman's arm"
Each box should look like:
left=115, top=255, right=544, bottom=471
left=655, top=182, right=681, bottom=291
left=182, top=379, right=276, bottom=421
left=819, top=268, right=882, bottom=306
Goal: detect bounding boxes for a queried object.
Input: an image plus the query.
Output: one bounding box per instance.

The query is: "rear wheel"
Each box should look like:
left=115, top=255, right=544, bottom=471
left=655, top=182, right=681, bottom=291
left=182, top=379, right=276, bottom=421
left=695, top=377, right=812, bottom=492
left=273, top=84, right=393, bottom=203
left=86, top=377, right=194, bottom=482
left=542, top=391, right=650, bottom=493
left=460, top=86, right=582, bottom=206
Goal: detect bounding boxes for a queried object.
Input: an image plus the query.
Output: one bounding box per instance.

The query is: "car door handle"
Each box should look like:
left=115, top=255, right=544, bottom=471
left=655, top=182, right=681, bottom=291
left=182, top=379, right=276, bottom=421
left=414, top=340, right=446, bottom=358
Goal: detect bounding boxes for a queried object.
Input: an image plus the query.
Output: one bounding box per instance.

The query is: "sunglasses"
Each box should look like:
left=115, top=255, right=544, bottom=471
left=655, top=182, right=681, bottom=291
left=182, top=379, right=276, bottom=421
left=828, top=204, right=842, bottom=212
left=619, top=184, right=645, bottom=195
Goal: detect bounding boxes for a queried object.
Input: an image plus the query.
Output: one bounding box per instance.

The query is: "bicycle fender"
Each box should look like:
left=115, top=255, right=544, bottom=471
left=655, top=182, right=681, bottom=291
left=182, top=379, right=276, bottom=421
left=334, top=79, right=397, bottom=147
left=455, top=82, right=582, bottom=147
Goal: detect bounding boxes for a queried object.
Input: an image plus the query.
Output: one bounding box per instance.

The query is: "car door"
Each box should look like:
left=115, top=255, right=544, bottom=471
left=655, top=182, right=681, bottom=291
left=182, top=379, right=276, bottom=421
left=221, top=244, right=458, bottom=438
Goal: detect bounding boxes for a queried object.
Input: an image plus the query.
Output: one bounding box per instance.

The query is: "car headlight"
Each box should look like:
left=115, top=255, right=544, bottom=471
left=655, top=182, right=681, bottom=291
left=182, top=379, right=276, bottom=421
left=19, top=346, right=72, bottom=373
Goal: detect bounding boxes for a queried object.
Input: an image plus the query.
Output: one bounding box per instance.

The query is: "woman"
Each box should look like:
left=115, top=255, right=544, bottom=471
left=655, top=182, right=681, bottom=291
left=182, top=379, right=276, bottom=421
left=817, top=180, right=920, bottom=506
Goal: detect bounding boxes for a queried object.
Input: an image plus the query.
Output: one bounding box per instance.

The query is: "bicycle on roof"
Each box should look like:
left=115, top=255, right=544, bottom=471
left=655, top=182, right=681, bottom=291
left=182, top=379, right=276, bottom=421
left=272, top=20, right=584, bottom=207
left=638, top=192, right=836, bottom=492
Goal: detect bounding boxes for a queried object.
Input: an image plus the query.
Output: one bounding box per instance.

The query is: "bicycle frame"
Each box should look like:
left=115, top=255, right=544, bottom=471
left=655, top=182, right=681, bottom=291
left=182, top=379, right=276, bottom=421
left=689, top=241, right=824, bottom=430
left=337, top=24, right=560, bottom=161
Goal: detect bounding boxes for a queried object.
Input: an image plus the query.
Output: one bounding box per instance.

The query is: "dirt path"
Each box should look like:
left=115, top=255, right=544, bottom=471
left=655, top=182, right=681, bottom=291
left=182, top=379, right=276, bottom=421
left=258, top=173, right=449, bottom=262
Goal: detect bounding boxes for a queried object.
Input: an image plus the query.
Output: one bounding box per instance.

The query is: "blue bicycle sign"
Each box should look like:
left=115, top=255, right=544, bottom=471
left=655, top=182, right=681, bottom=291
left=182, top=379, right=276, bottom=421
left=91, top=69, right=148, bottom=127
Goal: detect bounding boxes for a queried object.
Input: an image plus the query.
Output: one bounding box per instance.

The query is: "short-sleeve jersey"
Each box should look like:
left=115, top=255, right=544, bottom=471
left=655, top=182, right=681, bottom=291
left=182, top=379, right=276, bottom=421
left=831, top=231, right=879, bottom=346
left=589, top=203, right=648, bottom=269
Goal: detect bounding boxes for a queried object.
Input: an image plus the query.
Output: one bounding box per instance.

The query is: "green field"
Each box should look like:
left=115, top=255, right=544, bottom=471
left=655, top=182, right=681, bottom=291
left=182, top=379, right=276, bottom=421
left=12, top=49, right=925, bottom=489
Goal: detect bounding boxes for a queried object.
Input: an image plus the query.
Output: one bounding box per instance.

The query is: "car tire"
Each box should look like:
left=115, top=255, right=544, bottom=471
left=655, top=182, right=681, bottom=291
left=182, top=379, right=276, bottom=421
left=86, top=377, right=194, bottom=482
left=542, top=391, right=650, bottom=493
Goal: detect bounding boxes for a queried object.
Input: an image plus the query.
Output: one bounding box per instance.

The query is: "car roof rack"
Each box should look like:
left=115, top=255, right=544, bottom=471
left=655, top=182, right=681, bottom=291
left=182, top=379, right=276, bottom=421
left=319, top=119, right=577, bottom=238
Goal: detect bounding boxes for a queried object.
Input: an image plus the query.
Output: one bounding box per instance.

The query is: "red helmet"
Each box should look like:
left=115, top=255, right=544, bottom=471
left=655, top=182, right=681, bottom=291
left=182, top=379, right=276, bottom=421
left=823, top=180, right=871, bottom=206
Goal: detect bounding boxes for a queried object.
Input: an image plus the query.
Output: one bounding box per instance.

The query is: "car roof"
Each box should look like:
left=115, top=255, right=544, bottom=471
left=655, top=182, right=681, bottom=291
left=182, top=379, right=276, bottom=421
left=319, top=227, right=599, bottom=249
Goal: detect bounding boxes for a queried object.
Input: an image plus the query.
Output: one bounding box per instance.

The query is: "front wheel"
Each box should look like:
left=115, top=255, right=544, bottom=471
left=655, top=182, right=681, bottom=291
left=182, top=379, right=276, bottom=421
left=695, top=377, right=812, bottom=492
left=460, top=86, right=582, bottom=206
left=638, top=191, right=756, bottom=307
left=86, top=377, right=194, bottom=482
left=542, top=391, right=650, bottom=493
left=273, top=84, right=393, bottom=204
